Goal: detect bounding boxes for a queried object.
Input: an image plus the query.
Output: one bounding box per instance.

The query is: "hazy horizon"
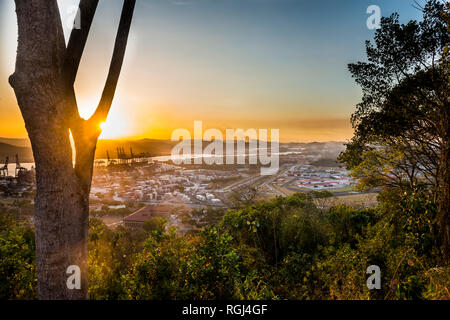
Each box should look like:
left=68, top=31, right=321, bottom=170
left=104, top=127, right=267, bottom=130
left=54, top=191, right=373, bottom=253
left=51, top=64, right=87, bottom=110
left=0, top=135, right=347, bottom=144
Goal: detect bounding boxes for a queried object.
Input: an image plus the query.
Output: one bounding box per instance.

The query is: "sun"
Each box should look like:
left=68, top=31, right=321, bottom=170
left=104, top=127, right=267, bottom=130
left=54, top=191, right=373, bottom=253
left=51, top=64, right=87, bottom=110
left=98, top=114, right=132, bottom=139
left=76, top=97, right=134, bottom=139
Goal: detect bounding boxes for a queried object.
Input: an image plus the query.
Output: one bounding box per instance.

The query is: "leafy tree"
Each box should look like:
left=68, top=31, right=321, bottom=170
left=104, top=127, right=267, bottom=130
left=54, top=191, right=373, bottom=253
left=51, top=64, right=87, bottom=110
left=143, top=217, right=169, bottom=235
left=88, top=219, right=146, bottom=299
left=0, top=214, right=37, bottom=299
left=340, top=0, right=449, bottom=259
left=183, top=227, right=241, bottom=299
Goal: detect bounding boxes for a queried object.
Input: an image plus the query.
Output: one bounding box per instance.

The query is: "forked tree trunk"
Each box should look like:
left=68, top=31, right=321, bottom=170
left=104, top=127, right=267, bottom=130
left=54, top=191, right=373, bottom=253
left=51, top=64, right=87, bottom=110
left=9, top=0, right=135, bottom=299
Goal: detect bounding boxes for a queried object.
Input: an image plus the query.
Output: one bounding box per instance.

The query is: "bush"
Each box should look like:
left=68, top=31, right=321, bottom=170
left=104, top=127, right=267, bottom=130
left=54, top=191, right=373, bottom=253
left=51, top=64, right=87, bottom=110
left=1, top=187, right=448, bottom=300
left=0, top=214, right=37, bottom=299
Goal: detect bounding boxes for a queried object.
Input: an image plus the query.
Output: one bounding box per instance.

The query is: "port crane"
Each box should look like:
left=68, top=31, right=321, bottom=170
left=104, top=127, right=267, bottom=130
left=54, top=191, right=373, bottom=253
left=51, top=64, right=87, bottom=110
left=0, top=156, right=9, bottom=177
left=15, top=154, right=27, bottom=177
left=104, top=146, right=151, bottom=167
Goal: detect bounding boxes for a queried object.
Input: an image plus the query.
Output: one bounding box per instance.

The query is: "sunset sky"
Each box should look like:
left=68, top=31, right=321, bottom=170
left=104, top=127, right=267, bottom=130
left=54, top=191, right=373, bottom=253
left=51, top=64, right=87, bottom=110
left=0, top=0, right=422, bottom=142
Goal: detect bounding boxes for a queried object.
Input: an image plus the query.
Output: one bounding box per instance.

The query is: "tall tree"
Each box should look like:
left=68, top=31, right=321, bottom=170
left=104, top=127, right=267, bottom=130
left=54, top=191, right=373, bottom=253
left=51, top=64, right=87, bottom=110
left=340, top=0, right=449, bottom=260
left=9, top=0, right=136, bottom=299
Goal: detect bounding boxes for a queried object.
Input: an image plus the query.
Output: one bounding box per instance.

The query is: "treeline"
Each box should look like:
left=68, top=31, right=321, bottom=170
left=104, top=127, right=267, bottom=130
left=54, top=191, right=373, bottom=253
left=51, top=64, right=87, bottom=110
left=1, top=190, right=448, bottom=300
left=339, top=0, right=449, bottom=257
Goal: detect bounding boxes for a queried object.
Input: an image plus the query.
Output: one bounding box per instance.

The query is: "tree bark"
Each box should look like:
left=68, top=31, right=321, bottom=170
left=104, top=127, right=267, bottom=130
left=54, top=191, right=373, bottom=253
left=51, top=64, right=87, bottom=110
left=436, top=39, right=449, bottom=263
left=9, top=0, right=135, bottom=299
left=437, top=105, right=450, bottom=263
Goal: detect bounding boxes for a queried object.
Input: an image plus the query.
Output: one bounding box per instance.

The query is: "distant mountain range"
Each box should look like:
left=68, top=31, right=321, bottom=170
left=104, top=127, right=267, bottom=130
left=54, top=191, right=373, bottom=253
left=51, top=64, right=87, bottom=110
left=0, top=137, right=345, bottom=163
left=0, top=138, right=180, bottom=163
left=0, top=137, right=31, bottom=148
left=0, top=142, right=34, bottom=163
left=96, top=139, right=178, bottom=159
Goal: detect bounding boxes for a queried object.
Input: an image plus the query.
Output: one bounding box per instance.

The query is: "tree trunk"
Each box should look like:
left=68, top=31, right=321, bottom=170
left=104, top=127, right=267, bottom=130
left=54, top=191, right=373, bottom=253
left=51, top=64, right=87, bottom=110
left=10, top=0, right=135, bottom=299
left=32, top=131, right=90, bottom=300
left=437, top=109, right=450, bottom=263
left=9, top=0, right=87, bottom=299
left=10, top=75, right=91, bottom=300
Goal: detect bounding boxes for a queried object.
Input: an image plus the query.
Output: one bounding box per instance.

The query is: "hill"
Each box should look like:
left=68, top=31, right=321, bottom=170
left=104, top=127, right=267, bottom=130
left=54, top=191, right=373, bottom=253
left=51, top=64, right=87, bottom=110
left=95, top=139, right=178, bottom=159
left=0, top=142, right=34, bottom=163
left=0, top=137, right=347, bottom=162
left=0, top=138, right=31, bottom=148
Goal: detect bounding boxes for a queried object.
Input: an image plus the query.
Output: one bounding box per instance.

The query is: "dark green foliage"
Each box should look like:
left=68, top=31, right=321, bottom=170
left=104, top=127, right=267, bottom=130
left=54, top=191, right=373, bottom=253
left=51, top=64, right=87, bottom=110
left=327, top=205, right=376, bottom=246
left=340, top=0, right=448, bottom=192
left=339, top=0, right=449, bottom=260
left=142, top=217, right=168, bottom=235
left=0, top=213, right=36, bottom=299
left=121, top=226, right=240, bottom=300
left=88, top=218, right=148, bottom=299
left=0, top=188, right=448, bottom=300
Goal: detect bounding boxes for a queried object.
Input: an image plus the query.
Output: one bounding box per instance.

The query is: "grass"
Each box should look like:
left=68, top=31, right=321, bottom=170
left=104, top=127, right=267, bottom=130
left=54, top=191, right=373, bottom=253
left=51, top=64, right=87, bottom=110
left=332, top=193, right=379, bottom=208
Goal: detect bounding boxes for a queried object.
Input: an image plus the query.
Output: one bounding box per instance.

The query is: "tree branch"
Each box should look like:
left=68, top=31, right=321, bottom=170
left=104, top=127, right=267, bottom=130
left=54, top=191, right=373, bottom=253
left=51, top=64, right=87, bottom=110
left=10, top=0, right=65, bottom=89
left=63, top=0, right=99, bottom=87
left=89, top=0, right=136, bottom=125
left=72, top=0, right=136, bottom=194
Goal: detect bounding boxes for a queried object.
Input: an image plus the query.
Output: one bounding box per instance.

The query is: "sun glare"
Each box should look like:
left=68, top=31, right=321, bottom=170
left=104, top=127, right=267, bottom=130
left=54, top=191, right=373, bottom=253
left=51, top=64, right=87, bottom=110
left=77, top=97, right=133, bottom=140
left=98, top=114, right=133, bottom=139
